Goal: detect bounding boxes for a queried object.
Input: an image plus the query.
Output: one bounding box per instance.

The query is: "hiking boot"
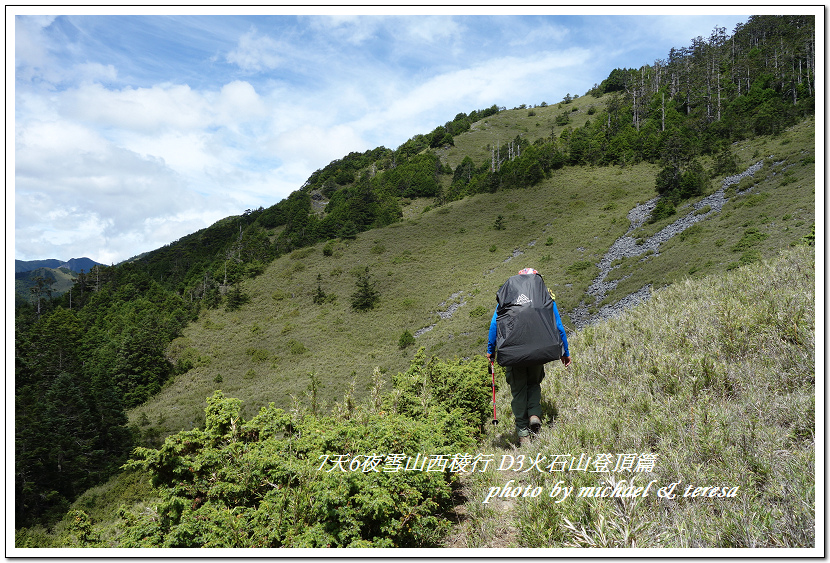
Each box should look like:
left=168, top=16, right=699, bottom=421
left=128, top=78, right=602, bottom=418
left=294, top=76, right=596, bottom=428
left=518, top=435, right=531, bottom=447
left=529, top=415, right=542, bottom=435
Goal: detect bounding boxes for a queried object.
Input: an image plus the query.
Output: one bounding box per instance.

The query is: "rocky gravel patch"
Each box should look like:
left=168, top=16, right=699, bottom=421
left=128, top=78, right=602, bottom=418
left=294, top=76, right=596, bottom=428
left=415, top=291, right=467, bottom=337
left=437, top=292, right=467, bottom=319
left=570, top=160, right=765, bottom=329
left=503, top=248, right=525, bottom=262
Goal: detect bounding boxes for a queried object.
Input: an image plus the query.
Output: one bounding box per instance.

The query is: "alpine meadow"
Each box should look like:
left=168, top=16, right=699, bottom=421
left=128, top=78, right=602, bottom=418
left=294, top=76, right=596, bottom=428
left=14, top=15, right=817, bottom=550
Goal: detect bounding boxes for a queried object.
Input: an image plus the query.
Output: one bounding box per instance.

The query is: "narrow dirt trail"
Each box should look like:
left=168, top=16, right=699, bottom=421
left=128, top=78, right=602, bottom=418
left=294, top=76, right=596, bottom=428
left=441, top=425, right=547, bottom=549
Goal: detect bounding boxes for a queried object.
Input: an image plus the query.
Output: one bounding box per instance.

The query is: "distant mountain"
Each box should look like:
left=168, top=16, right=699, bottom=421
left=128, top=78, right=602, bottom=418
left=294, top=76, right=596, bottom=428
left=61, top=257, right=105, bottom=273
left=14, top=257, right=104, bottom=304
left=15, top=257, right=103, bottom=274
left=15, top=259, right=62, bottom=273
left=15, top=266, right=79, bottom=305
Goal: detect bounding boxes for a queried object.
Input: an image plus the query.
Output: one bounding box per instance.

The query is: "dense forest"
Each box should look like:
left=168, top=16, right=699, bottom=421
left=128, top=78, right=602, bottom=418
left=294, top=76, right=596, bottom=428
left=14, top=15, right=815, bottom=529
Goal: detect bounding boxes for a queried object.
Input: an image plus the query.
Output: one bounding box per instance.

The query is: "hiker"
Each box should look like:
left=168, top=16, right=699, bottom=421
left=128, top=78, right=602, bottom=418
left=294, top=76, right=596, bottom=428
left=486, top=268, right=571, bottom=446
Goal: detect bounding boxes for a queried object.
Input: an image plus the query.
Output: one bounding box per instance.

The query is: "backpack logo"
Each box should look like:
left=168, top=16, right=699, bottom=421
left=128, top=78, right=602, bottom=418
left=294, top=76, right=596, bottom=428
left=516, top=293, right=531, bottom=305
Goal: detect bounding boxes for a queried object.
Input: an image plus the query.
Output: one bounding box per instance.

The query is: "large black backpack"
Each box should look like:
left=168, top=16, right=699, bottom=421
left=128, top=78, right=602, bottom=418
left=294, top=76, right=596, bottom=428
left=495, top=272, right=564, bottom=367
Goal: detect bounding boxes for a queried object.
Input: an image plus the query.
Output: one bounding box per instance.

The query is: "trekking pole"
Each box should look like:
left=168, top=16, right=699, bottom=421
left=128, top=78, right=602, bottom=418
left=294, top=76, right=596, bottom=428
left=489, top=358, right=498, bottom=425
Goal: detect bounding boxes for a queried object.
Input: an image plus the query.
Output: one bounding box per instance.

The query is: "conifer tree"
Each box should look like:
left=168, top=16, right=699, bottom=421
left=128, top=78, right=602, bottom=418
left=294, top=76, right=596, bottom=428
left=313, top=273, right=328, bottom=304
left=351, top=267, right=380, bottom=311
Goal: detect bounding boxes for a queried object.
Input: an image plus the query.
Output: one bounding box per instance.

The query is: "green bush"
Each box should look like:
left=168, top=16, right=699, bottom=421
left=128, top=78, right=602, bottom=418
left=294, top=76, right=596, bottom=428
left=713, top=145, right=740, bottom=176
left=398, top=330, right=416, bottom=349
left=287, top=339, right=308, bottom=355
left=800, top=224, right=815, bottom=246
left=245, top=348, right=270, bottom=363
left=649, top=198, right=676, bottom=223
left=566, top=260, right=594, bottom=275
left=732, top=227, right=770, bottom=252
left=115, top=353, right=492, bottom=547
left=468, top=305, right=488, bottom=318
left=678, top=223, right=704, bottom=242
left=351, top=267, right=380, bottom=311
left=392, top=350, right=492, bottom=436
left=245, top=261, right=266, bottom=278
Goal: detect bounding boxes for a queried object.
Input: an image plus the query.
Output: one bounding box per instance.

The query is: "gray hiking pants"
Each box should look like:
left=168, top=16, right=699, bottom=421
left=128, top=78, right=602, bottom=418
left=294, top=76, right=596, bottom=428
left=505, top=364, right=545, bottom=437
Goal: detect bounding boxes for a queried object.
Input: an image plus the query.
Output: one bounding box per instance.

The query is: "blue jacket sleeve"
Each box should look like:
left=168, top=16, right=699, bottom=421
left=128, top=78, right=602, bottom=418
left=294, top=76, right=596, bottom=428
left=486, top=310, right=498, bottom=355
left=553, top=301, right=570, bottom=357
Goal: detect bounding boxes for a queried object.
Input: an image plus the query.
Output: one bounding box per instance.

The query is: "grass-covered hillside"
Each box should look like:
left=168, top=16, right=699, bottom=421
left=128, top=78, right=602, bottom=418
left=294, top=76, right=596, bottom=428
left=17, top=115, right=813, bottom=550
left=15, top=109, right=815, bottom=547
left=130, top=114, right=815, bottom=437
left=18, top=244, right=814, bottom=549
left=15, top=267, right=79, bottom=307
left=447, top=244, right=815, bottom=549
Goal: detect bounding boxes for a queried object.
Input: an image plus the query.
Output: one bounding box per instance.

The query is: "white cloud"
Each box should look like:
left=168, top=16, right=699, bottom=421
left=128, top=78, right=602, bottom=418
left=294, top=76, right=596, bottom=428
left=59, top=82, right=208, bottom=134
left=269, top=123, right=366, bottom=170
left=403, top=16, right=462, bottom=43
left=13, top=114, right=238, bottom=262
left=14, top=15, right=58, bottom=80
left=121, top=130, right=213, bottom=176
left=508, top=21, right=570, bottom=47
left=352, top=47, right=592, bottom=141
left=27, top=79, right=273, bottom=186
left=74, top=62, right=118, bottom=83
left=12, top=16, right=596, bottom=264
left=307, top=15, right=384, bottom=45
left=226, top=27, right=283, bottom=71
left=214, top=80, right=269, bottom=131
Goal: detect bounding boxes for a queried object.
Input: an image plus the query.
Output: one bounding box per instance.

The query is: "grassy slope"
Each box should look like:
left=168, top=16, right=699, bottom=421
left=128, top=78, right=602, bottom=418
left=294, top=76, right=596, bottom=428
left=132, top=110, right=814, bottom=436
left=15, top=267, right=79, bottom=305
left=135, top=160, right=660, bottom=432
left=447, top=244, right=815, bottom=548
left=611, top=117, right=816, bottom=303
left=42, top=110, right=815, bottom=548
left=52, top=244, right=816, bottom=549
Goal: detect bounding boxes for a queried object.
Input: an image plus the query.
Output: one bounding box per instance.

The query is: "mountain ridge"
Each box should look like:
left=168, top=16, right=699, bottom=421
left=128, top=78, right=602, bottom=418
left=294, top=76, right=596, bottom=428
left=15, top=257, right=104, bottom=274
left=14, top=257, right=106, bottom=303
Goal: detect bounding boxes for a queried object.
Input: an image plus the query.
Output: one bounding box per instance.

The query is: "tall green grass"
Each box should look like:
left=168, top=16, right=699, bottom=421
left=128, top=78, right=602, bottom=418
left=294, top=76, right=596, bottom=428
left=449, top=245, right=815, bottom=548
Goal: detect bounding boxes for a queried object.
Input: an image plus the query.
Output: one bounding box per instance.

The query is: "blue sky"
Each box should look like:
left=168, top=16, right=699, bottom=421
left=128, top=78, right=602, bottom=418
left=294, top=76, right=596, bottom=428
left=11, top=7, right=765, bottom=264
